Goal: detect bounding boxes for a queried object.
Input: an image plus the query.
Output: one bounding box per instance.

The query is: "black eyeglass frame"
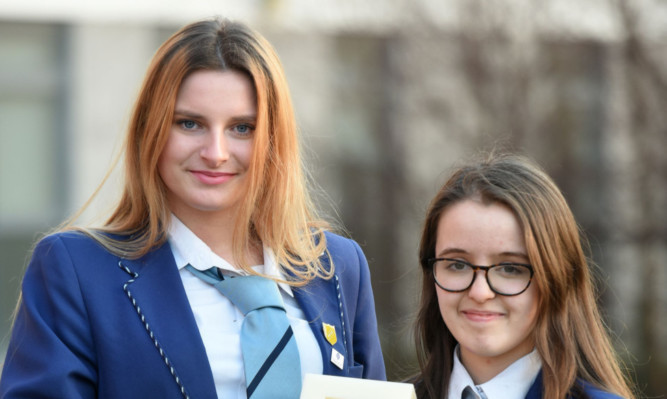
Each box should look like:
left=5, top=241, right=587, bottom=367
left=428, top=257, right=534, bottom=296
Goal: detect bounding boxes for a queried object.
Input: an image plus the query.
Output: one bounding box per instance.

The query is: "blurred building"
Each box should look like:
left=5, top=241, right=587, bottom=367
left=1, top=0, right=666, bottom=395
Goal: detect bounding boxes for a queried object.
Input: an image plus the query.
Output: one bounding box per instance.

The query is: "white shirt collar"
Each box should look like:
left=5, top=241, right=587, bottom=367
left=448, top=345, right=542, bottom=399
left=167, top=214, right=294, bottom=297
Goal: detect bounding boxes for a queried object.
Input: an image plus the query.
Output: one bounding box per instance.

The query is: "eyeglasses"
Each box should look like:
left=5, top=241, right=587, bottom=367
left=428, top=258, right=534, bottom=296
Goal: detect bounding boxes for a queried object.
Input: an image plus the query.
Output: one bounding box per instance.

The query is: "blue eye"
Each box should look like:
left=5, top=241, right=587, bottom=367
left=177, top=119, right=199, bottom=130
left=233, top=123, right=255, bottom=136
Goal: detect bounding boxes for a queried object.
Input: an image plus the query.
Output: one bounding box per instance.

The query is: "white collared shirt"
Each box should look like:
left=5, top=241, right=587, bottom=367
left=168, top=215, right=323, bottom=399
left=448, top=345, right=542, bottom=399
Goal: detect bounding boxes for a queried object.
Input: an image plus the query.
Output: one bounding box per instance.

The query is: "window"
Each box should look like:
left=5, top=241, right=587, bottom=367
left=0, top=22, right=67, bottom=356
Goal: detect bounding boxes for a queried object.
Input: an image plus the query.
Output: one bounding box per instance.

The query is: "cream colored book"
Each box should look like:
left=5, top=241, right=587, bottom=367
left=300, top=374, right=417, bottom=399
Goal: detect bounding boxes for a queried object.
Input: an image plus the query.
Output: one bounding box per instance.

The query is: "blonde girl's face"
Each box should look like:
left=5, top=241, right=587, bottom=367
left=434, top=199, right=540, bottom=383
left=158, top=69, right=257, bottom=226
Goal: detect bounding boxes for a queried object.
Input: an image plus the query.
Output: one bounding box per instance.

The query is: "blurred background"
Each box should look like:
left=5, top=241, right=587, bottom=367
left=1, top=0, right=665, bottom=396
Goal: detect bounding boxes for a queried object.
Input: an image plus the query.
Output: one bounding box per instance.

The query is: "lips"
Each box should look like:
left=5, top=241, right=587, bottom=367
left=462, top=309, right=505, bottom=322
left=190, top=170, right=235, bottom=185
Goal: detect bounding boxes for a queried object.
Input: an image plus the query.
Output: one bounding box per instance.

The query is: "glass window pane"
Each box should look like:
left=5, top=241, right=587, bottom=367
left=0, top=99, right=58, bottom=225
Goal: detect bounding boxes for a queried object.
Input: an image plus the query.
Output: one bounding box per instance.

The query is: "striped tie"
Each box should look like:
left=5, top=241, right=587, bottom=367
left=462, top=386, right=478, bottom=399
left=186, top=265, right=302, bottom=398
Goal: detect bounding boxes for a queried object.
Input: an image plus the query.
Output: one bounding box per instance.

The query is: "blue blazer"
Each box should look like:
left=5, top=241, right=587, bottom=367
left=0, top=231, right=386, bottom=398
left=414, top=370, right=626, bottom=399
left=525, top=371, right=626, bottom=399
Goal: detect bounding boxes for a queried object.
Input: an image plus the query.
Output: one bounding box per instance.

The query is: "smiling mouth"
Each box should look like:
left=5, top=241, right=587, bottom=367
left=190, top=170, right=235, bottom=184
left=462, top=310, right=504, bottom=322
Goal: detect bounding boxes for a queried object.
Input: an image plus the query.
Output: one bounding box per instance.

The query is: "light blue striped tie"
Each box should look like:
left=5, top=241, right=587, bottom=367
left=186, top=265, right=302, bottom=398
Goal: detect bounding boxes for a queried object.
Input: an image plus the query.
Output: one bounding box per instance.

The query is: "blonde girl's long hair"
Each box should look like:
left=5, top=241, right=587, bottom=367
left=64, top=19, right=332, bottom=285
left=413, top=153, right=634, bottom=398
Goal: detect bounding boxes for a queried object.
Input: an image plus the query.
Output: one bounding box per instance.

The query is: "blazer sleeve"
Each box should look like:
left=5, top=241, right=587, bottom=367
left=0, top=234, right=98, bottom=398
left=348, top=239, right=386, bottom=380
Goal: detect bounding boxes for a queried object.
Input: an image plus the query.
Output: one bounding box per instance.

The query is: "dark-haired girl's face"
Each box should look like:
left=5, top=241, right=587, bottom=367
left=434, top=199, right=539, bottom=383
left=158, top=69, right=256, bottom=227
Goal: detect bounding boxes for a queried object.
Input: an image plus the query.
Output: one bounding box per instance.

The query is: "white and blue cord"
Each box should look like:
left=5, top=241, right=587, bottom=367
left=118, top=261, right=190, bottom=399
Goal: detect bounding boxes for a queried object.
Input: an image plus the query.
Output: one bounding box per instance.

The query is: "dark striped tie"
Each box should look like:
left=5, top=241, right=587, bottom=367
left=186, top=266, right=302, bottom=398
left=462, top=385, right=478, bottom=399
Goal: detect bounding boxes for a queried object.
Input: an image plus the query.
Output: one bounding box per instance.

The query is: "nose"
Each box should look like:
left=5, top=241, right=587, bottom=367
left=200, top=129, right=229, bottom=166
left=467, top=269, right=495, bottom=302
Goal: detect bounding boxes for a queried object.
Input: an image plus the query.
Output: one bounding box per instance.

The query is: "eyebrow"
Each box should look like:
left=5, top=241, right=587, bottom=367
left=173, top=109, right=257, bottom=123
left=173, top=110, right=203, bottom=119
left=231, top=115, right=258, bottom=124
left=436, top=247, right=529, bottom=260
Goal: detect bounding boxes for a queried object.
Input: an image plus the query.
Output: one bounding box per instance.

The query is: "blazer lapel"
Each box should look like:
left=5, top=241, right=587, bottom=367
left=120, top=241, right=217, bottom=398
left=293, top=255, right=350, bottom=377
left=524, top=370, right=543, bottom=399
